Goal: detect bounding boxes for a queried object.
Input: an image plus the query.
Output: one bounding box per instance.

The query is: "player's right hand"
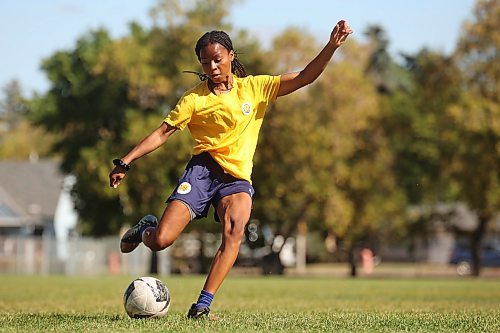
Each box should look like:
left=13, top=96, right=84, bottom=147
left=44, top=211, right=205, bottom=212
left=109, top=167, right=126, bottom=188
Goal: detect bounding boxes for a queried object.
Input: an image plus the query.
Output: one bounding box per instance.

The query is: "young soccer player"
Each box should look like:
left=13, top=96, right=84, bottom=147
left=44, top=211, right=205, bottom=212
left=109, top=20, right=352, bottom=319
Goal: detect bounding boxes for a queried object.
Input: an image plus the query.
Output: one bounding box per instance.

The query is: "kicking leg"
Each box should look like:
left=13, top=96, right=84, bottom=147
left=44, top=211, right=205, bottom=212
left=120, top=200, right=192, bottom=253
left=143, top=200, right=192, bottom=251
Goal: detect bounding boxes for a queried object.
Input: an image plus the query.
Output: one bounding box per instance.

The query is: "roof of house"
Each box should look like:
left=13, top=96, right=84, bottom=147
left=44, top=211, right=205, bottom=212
left=0, top=160, right=64, bottom=227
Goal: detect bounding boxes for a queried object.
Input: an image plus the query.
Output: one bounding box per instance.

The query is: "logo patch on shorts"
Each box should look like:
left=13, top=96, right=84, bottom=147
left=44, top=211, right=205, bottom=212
left=177, top=182, right=191, bottom=194
left=241, top=102, right=252, bottom=115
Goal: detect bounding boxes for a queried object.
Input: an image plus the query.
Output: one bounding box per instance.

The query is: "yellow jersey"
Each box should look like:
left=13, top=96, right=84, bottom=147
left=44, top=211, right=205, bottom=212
left=164, top=75, right=281, bottom=182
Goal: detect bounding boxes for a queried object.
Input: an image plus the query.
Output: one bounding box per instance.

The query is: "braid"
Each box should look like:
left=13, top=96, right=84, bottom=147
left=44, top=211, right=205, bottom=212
left=182, top=70, right=209, bottom=81
left=194, top=30, right=247, bottom=79
left=231, top=55, right=247, bottom=78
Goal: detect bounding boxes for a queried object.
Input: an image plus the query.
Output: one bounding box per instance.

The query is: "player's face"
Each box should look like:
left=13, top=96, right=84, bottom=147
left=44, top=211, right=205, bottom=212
left=199, top=42, right=234, bottom=84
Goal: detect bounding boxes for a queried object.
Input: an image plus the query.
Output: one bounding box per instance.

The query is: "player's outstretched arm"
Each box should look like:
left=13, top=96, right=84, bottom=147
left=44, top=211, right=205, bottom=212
left=277, top=20, right=353, bottom=97
left=109, top=122, right=177, bottom=188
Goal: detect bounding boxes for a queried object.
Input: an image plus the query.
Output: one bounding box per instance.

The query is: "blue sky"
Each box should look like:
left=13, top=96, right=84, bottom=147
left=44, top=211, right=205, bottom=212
left=0, top=0, right=476, bottom=94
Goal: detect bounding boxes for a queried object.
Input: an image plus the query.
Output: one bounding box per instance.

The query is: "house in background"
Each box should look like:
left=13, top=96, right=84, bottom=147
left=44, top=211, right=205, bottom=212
left=0, top=159, right=78, bottom=273
left=0, top=159, right=162, bottom=276
left=0, top=159, right=77, bottom=238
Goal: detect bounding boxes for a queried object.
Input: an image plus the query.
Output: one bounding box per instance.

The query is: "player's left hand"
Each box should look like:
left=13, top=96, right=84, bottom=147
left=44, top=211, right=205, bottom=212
left=329, top=20, right=353, bottom=48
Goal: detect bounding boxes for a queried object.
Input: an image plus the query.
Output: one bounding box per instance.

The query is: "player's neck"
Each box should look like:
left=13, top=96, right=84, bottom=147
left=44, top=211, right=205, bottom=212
left=209, top=76, right=233, bottom=95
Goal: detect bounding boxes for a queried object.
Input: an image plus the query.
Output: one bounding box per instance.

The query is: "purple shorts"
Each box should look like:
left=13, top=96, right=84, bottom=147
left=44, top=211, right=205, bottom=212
left=167, top=152, right=254, bottom=221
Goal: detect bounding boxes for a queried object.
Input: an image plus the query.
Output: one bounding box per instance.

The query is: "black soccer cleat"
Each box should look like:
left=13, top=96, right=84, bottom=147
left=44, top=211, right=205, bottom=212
left=120, top=215, right=158, bottom=253
left=187, top=303, right=210, bottom=319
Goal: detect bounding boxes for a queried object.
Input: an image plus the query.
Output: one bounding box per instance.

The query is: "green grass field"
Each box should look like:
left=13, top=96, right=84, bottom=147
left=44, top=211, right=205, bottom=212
left=0, top=275, right=499, bottom=332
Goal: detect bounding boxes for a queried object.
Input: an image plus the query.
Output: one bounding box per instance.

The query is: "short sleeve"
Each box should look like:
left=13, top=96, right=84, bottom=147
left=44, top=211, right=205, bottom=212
left=256, top=75, right=281, bottom=102
left=164, top=92, right=195, bottom=130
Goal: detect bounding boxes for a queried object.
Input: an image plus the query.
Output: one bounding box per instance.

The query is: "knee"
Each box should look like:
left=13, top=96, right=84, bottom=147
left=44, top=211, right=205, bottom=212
left=147, top=227, right=175, bottom=251
left=224, top=217, right=247, bottom=246
left=156, top=237, right=175, bottom=251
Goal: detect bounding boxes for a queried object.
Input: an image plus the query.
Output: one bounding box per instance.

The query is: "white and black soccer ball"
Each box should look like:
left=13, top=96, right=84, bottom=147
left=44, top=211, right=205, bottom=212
left=123, top=277, right=170, bottom=319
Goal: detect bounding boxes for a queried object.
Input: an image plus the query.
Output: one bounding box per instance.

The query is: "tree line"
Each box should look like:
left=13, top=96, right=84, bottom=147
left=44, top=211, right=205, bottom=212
left=0, top=0, right=498, bottom=276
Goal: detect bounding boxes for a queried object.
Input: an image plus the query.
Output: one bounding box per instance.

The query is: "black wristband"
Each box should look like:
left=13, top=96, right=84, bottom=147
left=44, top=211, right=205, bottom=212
left=113, top=159, right=131, bottom=171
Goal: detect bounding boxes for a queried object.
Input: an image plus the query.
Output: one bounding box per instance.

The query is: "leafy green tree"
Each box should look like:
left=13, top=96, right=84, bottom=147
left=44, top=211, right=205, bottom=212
left=0, top=118, right=57, bottom=160
left=0, top=80, right=56, bottom=159
left=364, top=25, right=413, bottom=95
left=0, top=80, right=25, bottom=124
left=383, top=0, right=499, bottom=276
left=390, top=49, right=465, bottom=203
left=32, top=0, right=239, bottom=236
left=446, top=0, right=500, bottom=276
left=33, top=29, right=136, bottom=234
left=252, top=27, right=322, bottom=238
left=382, top=49, right=464, bottom=261
left=364, top=25, right=393, bottom=94
left=316, top=41, right=406, bottom=275
left=253, top=33, right=406, bottom=275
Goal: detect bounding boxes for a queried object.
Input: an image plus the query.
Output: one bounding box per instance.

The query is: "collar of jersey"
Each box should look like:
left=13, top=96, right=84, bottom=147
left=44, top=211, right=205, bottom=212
left=205, top=75, right=238, bottom=97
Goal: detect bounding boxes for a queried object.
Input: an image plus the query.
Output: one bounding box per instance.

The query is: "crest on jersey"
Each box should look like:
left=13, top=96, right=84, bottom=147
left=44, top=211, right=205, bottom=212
left=177, top=182, right=191, bottom=194
left=241, top=102, right=252, bottom=115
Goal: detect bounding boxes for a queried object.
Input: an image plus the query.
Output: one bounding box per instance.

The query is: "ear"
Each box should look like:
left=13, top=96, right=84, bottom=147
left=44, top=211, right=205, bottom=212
left=229, top=50, right=235, bottom=62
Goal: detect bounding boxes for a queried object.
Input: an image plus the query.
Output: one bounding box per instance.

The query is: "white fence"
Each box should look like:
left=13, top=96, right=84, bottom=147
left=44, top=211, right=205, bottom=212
left=0, top=235, right=170, bottom=276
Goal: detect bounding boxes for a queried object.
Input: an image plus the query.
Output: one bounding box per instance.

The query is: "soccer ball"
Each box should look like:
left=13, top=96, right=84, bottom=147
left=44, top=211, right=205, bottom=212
left=123, top=277, right=171, bottom=319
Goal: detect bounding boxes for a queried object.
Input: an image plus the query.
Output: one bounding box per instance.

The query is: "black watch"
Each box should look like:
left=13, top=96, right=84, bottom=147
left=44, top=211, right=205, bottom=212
left=113, top=159, right=131, bottom=171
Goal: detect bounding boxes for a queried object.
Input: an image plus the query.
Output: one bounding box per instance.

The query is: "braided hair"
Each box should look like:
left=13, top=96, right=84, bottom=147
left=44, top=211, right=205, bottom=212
left=187, top=30, right=247, bottom=81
